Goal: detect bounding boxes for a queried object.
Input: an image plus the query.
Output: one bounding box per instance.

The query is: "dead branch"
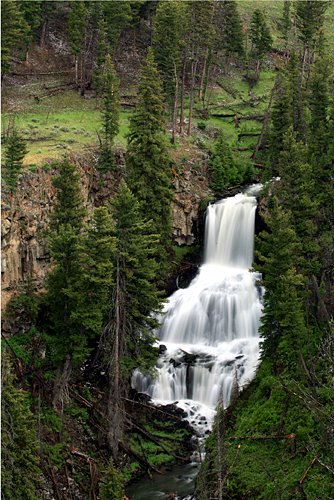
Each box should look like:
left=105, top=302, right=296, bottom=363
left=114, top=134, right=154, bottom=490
left=299, top=453, right=320, bottom=485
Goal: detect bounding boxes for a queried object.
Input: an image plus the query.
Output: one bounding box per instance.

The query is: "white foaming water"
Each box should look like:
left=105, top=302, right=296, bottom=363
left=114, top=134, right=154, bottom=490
left=132, top=187, right=263, bottom=438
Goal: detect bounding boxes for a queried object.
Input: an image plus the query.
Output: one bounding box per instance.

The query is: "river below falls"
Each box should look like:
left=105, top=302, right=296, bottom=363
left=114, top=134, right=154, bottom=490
left=126, top=462, right=198, bottom=499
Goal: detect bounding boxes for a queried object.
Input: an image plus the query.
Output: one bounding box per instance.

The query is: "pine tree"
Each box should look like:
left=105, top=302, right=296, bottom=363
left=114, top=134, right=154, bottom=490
left=153, top=0, right=187, bottom=141
left=308, top=48, right=329, bottom=159
left=98, top=54, right=120, bottom=171
left=208, top=133, right=240, bottom=191
left=278, top=0, right=291, bottom=51
left=3, top=129, right=27, bottom=193
left=278, top=129, right=319, bottom=273
left=101, top=180, right=160, bottom=457
left=1, top=0, right=29, bottom=74
left=71, top=207, right=115, bottom=348
left=268, top=75, right=291, bottom=174
left=216, top=0, right=244, bottom=60
left=93, top=7, right=109, bottom=96
left=256, top=199, right=306, bottom=372
left=186, top=0, right=216, bottom=133
left=46, top=159, right=86, bottom=408
left=68, top=0, right=87, bottom=86
left=126, top=49, right=172, bottom=266
left=153, top=0, right=185, bottom=99
left=103, top=0, right=132, bottom=52
left=19, top=0, right=42, bottom=43
left=286, top=51, right=305, bottom=141
left=249, top=9, right=272, bottom=75
left=296, top=1, right=327, bottom=55
left=1, top=353, right=41, bottom=499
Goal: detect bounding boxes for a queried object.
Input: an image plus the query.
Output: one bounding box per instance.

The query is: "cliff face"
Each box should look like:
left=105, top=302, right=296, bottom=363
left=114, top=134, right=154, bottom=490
left=1, top=153, right=210, bottom=310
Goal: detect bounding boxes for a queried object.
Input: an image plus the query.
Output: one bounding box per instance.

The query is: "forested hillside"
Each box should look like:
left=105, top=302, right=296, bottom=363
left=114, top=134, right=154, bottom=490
left=1, top=1, right=333, bottom=499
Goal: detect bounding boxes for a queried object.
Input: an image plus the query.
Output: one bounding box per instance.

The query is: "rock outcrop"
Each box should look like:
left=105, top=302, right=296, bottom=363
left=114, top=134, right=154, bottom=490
left=1, top=153, right=210, bottom=309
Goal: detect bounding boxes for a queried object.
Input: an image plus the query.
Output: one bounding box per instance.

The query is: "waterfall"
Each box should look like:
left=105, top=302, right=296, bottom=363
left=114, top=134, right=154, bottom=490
left=132, top=187, right=263, bottom=434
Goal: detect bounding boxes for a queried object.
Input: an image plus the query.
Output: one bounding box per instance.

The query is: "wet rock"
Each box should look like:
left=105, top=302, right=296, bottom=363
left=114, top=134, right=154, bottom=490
left=159, top=344, right=167, bottom=355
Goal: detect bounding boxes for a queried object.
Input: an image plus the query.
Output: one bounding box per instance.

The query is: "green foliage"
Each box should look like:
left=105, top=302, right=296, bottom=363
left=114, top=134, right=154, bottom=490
left=108, top=180, right=161, bottom=374
left=98, top=54, right=120, bottom=171
left=3, top=129, right=28, bottom=192
left=68, top=0, right=87, bottom=57
left=103, top=0, right=132, bottom=51
left=43, top=442, right=67, bottom=469
left=1, top=354, right=41, bottom=499
left=208, top=132, right=252, bottom=192
left=216, top=0, right=244, bottom=58
left=19, top=0, right=42, bottom=43
left=46, top=158, right=87, bottom=366
left=250, top=9, right=272, bottom=60
left=1, top=0, right=29, bottom=73
left=295, top=0, right=328, bottom=49
left=99, top=460, right=125, bottom=500
left=71, top=206, right=115, bottom=343
left=126, top=49, right=173, bottom=263
left=153, top=0, right=187, bottom=101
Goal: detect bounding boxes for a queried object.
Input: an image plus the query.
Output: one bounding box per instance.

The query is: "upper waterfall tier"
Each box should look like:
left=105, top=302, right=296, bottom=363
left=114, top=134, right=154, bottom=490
left=205, top=193, right=257, bottom=268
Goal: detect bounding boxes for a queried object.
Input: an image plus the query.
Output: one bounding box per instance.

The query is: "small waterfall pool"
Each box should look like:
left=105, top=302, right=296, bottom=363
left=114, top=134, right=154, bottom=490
left=130, top=186, right=263, bottom=498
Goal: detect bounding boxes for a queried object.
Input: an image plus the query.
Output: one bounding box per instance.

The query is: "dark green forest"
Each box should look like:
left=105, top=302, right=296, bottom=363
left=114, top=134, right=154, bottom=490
left=1, top=1, right=333, bottom=499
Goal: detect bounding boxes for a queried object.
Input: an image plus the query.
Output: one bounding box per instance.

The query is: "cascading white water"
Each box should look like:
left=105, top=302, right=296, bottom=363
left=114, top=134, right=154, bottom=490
left=132, top=187, right=263, bottom=435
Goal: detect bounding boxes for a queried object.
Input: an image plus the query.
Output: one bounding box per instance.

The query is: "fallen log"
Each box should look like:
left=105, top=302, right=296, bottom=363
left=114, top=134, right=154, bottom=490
left=119, top=441, right=162, bottom=474
left=238, top=132, right=261, bottom=141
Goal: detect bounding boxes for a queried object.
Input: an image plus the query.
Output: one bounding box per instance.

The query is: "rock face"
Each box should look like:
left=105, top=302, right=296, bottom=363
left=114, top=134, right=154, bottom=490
left=172, top=158, right=211, bottom=246
left=1, top=153, right=210, bottom=309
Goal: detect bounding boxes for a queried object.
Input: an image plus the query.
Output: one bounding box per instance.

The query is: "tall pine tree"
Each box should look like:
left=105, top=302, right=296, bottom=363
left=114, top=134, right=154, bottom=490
left=126, top=49, right=172, bottom=269
left=46, top=159, right=86, bottom=408
left=100, top=180, right=160, bottom=457
left=98, top=54, right=120, bottom=171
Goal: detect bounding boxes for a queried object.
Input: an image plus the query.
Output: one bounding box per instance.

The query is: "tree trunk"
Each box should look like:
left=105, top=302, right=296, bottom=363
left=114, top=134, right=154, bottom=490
left=40, top=19, right=48, bottom=48
left=107, top=258, right=125, bottom=459
left=52, top=354, right=72, bottom=410
left=187, top=59, right=198, bottom=136
left=198, top=53, right=208, bottom=100
left=172, top=60, right=179, bottom=144
left=75, top=56, right=78, bottom=87
left=179, top=60, right=186, bottom=134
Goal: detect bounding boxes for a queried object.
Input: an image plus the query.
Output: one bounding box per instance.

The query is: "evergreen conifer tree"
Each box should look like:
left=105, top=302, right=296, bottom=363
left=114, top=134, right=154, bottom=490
left=256, top=199, right=306, bottom=372
left=19, top=0, right=42, bottom=44
left=101, top=180, right=160, bottom=457
left=68, top=0, right=87, bottom=86
left=1, top=0, right=29, bottom=73
left=103, top=0, right=132, bottom=52
left=278, top=0, right=291, bottom=51
left=296, top=1, right=327, bottom=57
left=98, top=54, right=120, bottom=171
left=71, top=207, right=115, bottom=346
left=153, top=0, right=185, bottom=100
left=3, top=130, right=27, bottom=193
left=126, top=49, right=172, bottom=267
left=278, top=129, right=319, bottom=273
left=153, top=0, right=187, bottom=140
left=46, top=159, right=86, bottom=407
left=1, top=353, right=41, bottom=499
left=217, top=0, right=244, bottom=60
left=308, top=49, right=329, bottom=159
left=269, top=75, right=291, bottom=174
left=208, top=133, right=239, bottom=191
left=286, top=51, right=306, bottom=141
left=250, top=9, right=272, bottom=74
